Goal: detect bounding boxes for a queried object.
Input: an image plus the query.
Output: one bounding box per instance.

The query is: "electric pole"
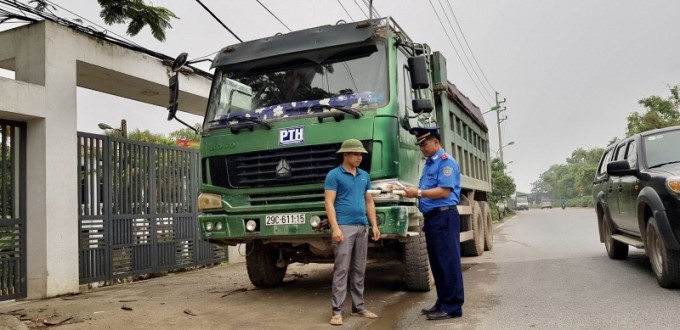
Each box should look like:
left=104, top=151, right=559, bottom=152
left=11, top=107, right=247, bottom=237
left=495, top=91, right=507, bottom=162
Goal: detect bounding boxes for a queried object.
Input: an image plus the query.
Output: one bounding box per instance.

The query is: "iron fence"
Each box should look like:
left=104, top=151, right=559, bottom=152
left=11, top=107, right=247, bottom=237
left=78, top=133, right=226, bottom=284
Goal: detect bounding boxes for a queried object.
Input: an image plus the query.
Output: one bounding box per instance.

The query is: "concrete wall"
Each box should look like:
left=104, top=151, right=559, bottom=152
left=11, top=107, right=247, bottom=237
left=0, top=21, right=211, bottom=299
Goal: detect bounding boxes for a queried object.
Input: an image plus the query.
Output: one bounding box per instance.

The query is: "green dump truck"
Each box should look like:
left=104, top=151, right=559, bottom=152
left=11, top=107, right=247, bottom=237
left=171, top=18, right=493, bottom=291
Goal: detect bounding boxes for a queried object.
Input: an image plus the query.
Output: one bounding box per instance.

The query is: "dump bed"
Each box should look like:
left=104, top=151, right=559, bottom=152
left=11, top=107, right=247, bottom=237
left=431, top=51, right=492, bottom=193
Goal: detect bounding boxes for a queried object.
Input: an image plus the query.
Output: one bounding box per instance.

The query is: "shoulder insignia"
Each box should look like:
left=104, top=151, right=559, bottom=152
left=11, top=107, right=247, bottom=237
left=441, top=154, right=448, bottom=160
left=443, top=166, right=453, bottom=176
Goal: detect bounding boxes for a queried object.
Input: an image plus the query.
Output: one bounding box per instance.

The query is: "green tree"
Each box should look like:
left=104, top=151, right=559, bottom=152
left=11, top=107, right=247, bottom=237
left=126, top=129, right=173, bottom=145
left=489, top=158, right=516, bottom=218
left=97, top=0, right=179, bottom=42
left=532, top=147, right=603, bottom=206
left=168, top=124, right=201, bottom=141
left=626, top=84, right=680, bottom=136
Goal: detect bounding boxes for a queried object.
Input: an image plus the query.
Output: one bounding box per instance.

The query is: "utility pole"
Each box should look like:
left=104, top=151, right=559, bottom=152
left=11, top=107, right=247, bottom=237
left=120, top=119, right=128, bottom=139
left=495, top=91, right=507, bottom=162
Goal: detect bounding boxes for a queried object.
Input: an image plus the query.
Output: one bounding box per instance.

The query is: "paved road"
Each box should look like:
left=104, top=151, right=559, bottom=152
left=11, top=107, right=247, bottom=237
left=394, top=207, right=678, bottom=330
left=3, top=208, right=678, bottom=329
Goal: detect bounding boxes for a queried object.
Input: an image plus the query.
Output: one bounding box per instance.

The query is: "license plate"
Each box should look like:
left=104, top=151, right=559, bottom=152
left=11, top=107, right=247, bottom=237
left=265, top=213, right=306, bottom=226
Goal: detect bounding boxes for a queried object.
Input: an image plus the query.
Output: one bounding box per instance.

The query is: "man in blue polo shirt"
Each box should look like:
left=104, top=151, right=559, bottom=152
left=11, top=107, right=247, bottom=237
left=325, top=138, right=381, bottom=326
left=403, top=127, right=464, bottom=321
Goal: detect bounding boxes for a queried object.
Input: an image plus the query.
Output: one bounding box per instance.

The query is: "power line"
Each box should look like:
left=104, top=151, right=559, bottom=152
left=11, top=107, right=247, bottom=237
left=427, top=0, right=492, bottom=106
left=336, top=0, right=355, bottom=21
left=255, top=0, right=291, bottom=32
left=444, top=0, right=496, bottom=93
left=0, top=0, right=212, bottom=79
left=352, top=0, right=369, bottom=19
left=193, top=0, right=242, bottom=42
left=437, top=0, right=493, bottom=99
left=45, top=0, right=142, bottom=48
left=361, top=0, right=381, bottom=18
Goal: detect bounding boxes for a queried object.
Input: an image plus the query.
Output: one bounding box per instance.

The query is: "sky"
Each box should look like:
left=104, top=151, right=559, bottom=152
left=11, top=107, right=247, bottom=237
left=3, top=0, right=680, bottom=192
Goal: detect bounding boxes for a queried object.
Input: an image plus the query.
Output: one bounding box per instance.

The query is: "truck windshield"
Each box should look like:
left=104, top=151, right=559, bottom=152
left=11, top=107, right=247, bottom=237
left=204, top=42, right=387, bottom=130
left=517, top=196, right=528, bottom=203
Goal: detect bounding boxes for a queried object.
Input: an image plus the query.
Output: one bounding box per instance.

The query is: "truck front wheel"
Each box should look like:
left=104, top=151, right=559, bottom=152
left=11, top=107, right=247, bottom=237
left=646, top=217, right=680, bottom=288
left=246, top=242, right=287, bottom=288
left=403, top=234, right=431, bottom=291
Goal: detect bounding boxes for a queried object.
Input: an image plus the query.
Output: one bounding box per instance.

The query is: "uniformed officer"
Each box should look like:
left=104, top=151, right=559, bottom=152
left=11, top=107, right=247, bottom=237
left=403, top=126, right=464, bottom=320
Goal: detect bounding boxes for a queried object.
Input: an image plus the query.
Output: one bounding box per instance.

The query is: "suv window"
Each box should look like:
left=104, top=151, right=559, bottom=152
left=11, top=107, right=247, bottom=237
left=626, top=141, right=637, bottom=168
left=614, top=143, right=628, bottom=161
left=597, top=149, right=613, bottom=175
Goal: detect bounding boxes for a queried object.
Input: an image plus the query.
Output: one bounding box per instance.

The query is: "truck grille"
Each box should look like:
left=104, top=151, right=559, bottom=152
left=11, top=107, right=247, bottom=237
left=207, top=141, right=372, bottom=189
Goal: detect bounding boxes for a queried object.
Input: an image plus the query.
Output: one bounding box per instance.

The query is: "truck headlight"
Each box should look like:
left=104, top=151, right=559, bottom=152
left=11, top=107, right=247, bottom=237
left=246, top=220, right=257, bottom=232
left=205, top=222, right=214, bottom=232
left=198, top=193, right=222, bottom=212
left=666, top=176, right=680, bottom=196
left=310, top=216, right=321, bottom=228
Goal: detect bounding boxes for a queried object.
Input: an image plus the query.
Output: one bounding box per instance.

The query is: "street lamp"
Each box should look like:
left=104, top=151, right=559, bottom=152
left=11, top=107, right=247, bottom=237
left=497, top=141, right=514, bottom=162
left=482, top=105, right=502, bottom=115
left=98, top=119, right=128, bottom=138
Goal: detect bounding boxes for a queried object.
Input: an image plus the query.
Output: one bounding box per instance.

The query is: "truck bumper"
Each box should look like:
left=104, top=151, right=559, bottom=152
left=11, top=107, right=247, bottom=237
left=199, top=205, right=413, bottom=243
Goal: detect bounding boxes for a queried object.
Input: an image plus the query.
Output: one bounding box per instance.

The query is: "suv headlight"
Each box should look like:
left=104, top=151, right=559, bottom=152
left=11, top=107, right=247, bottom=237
left=370, top=179, right=408, bottom=202
left=666, top=176, right=680, bottom=196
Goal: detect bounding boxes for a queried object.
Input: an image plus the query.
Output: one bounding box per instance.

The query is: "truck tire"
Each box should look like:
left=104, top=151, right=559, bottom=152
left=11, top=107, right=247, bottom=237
left=461, top=201, right=484, bottom=256
left=603, top=214, right=628, bottom=259
left=646, top=217, right=680, bottom=288
left=403, top=233, right=431, bottom=291
left=246, top=242, right=287, bottom=288
left=479, top=201, right=493, bottom=251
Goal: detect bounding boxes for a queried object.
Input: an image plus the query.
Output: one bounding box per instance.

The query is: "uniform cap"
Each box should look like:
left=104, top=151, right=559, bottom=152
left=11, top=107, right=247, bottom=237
left=409, top=127, right=440, bottom=145
left=336, top=139, right=368, bottom=154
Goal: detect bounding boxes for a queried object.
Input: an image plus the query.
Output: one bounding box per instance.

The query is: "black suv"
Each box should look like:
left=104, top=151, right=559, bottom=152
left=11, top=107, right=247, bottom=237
left=592, top=125, right=680, bottom=288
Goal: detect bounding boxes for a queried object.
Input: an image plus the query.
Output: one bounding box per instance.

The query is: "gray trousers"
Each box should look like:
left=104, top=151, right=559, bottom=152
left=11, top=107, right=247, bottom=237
left=332, top=225, right=368, bottom=315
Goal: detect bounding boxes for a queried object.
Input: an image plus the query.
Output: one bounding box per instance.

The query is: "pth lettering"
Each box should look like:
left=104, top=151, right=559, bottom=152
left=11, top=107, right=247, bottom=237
left=281, top=128, right=303, bottom=142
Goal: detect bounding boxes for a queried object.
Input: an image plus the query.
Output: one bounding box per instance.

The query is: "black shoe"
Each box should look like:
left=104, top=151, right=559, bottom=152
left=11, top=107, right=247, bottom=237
left=420, top=305, right=439, bottom=315
left=426, top=311, right=462, bottom=320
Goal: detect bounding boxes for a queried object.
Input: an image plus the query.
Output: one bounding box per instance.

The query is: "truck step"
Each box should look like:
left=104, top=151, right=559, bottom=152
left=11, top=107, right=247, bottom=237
left=611, top=234, right=644, bottom=249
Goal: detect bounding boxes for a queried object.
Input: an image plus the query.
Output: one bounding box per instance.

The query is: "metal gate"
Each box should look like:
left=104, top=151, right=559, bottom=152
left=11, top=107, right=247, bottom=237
left=78, top=133, right=226, bottom=284
left=0, top=120, right=26, bottom=301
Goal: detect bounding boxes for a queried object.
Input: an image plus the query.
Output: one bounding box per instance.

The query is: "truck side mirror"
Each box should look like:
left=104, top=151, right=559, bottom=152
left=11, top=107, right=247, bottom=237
left=171, top=52, right=189, bottom=73
left=407, top=56, right=429, bottom=89
left=412, top=99, right=433, bottom=113
left=167, top=74, right=179, bottom=121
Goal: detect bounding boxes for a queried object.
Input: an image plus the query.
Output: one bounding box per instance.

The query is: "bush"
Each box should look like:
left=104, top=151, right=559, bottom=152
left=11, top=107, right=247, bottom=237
left=566, top=196, right=593, bottom=208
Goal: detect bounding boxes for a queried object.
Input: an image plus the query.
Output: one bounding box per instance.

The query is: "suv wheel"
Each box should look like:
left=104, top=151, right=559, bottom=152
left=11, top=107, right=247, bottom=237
left=646, top=217, right=680, bottom=288
left=603, top=215, right=628, bottom=259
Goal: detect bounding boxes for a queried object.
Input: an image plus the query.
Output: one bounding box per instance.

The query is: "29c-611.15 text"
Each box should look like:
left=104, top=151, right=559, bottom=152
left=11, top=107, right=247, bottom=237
left=265, top=213, right=306, bottom=226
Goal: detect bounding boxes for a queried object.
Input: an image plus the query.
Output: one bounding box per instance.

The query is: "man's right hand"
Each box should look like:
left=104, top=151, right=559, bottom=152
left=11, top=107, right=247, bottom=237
left=403, top=187, right=419, bottom=198
left=332, top=227, right=344, bottom=242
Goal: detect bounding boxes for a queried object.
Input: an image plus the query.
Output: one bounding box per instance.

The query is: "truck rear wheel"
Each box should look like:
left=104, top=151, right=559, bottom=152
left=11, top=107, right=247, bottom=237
left=479, top=201, right=493, bottom=251
left=461, top=201, right=484, bottom=256
left=403, top=233, right=431, bottom=291
left=246, top=242, right=287, bottom=288
left=646, top=217, right=680, bottom=288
